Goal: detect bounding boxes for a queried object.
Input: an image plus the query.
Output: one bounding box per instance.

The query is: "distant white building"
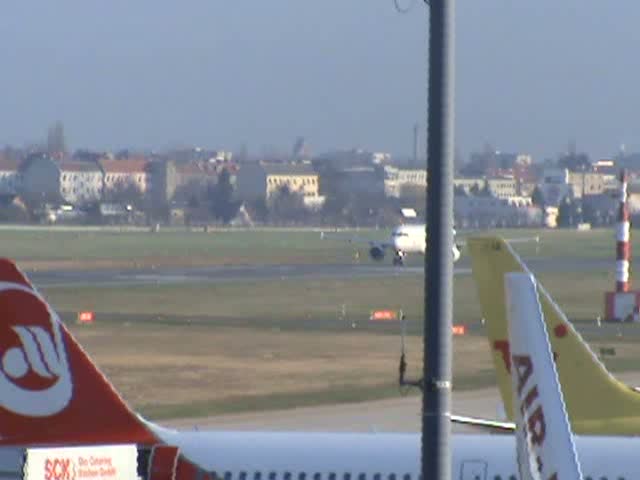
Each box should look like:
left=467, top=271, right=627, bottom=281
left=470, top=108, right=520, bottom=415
left=455, top=195, right=541, bottom=228
left=384, top=166, right=427, bottom=198
left=235, top=163, right=325, bottom=210
left=539, top=168, right=573, bottom=206
left=371, top=152, right=392, bottom=164
left=486, top=177, right=518, bottom=200
left=22, top=156, right=103, bottom=205
left=59, top=161, right=103, bottom=204
left=454, top=176, right=519, bottom=200
left=100, top=158, right=149, bottom=194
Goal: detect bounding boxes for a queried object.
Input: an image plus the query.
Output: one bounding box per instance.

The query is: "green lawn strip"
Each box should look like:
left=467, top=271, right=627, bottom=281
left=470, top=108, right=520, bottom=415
left=44, top=268, right=618, bottom=339
left=1, top=229, right=388, bottom=266
left=138, top=369, right=498, bottom=421
left=0, top=227, right=634, bottom=267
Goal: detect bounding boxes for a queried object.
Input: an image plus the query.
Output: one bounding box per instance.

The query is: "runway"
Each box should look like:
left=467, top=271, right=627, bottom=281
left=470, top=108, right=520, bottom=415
left=29, top=263, right=465, bottom=288
left=27, top=255, right=608, bottom=289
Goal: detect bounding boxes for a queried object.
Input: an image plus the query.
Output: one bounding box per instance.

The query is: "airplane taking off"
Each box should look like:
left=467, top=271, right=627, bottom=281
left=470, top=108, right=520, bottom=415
left=464, top=236, right=640, bottom=435
left=1, top=258, right=639, bottom=480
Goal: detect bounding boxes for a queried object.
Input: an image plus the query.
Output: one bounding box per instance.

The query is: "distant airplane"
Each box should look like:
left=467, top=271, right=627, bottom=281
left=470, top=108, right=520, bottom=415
left=322, top=226, right=538, bottom=266
left=0, top=258, right=635, bottom=480
left=322, top=224, right=461, bottom=266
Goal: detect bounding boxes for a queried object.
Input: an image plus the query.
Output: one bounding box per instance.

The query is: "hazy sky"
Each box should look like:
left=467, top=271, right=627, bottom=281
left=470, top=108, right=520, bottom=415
left=1, top=1, right=640, bottom=160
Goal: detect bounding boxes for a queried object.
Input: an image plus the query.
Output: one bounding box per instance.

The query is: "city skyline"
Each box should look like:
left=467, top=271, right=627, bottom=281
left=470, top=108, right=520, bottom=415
left=1, top=1, right=639, bottom=160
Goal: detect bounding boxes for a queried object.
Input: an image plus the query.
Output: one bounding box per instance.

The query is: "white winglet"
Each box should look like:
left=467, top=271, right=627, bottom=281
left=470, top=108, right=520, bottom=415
left=505, top=272, right=583, bottom=480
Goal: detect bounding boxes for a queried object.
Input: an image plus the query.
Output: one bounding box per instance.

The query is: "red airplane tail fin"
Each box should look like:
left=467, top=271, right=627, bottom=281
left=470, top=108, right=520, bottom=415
left=0, top=259, right=156, bottom=445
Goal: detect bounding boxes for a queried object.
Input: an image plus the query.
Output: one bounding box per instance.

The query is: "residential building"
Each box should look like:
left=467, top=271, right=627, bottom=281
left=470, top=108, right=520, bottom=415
left=59, top=161, right=103, bottom=204
left=567, top=171, right=616, bottom=199
left=593, top=159, right=617, bottom=175
left=486, top=177, right=518, bottom=200
left=453, top=176, right=518, bottom=200
left=538, top=168, right=573, bottom=206
left=21, top=156, right=102, bottom=205
left=100, top=158, right=150, bottom=194
left=371, top=152, right=392, bottom=165
left=339, top=166, right=385, bottom=197
left=454, top=177, right=485, bottom=194
left=383, top=166, right=427, bottom=198
left=314, top=149, right=388, bottom=168
left=461, top=149, right=532, bottom=177
left=174, top=162, right=220, bottom=192
left=455, top=195, right=541, bottom=228
left=236, top=163, right=324, bottom=209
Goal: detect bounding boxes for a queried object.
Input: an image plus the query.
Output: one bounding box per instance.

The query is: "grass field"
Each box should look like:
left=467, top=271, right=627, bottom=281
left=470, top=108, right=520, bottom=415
left=0, top=227, right=632, bottom=270
left=40, top=262, right=640, bottom=420
left=66, top=316, right=640, bottom=420
left=43, top=269, right=614, bottom=331
left=4, top=226, right=640, bottom=419
left=3, top=229, right=386, bottom=269
left=69, top=321, right=494, bottom=419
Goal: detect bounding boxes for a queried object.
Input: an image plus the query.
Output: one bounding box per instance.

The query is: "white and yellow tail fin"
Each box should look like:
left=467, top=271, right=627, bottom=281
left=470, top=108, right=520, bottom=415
left=0, top=258, right=157, bottom=445
left=468, top=236, right=640, bottom=435
left=506, top=272, right=583, bottom=480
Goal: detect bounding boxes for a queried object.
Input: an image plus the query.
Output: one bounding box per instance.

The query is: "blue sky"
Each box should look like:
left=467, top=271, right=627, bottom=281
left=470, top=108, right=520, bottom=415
left=1, top=1, right=639, bottom=160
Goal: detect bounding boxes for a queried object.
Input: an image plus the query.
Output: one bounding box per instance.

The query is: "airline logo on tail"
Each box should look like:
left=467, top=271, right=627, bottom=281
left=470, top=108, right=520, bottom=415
left=506, top=273, right=583, bottom=480
left=494, top=324, right=567, bottom=373
left=0, top=259, right=156, bottom=445
left=0, top=282, right=72, bottom=417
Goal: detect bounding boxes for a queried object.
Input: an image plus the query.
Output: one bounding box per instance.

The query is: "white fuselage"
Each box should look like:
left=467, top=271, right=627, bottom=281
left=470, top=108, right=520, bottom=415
left=151, top=429, right=640, bottom=480
left=390, top=225, right=460, bottom=262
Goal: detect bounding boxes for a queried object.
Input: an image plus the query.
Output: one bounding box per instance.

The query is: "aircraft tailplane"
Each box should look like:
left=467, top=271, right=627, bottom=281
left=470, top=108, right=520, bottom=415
left=506, top=272, right=583, bottom=480
left=468, top=236, right=640, bottom=435
left=0, top=259, right=156, bottom=445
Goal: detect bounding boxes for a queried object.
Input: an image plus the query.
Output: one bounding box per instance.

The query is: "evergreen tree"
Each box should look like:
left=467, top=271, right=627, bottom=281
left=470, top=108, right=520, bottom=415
left=557, top=196, right=574, bottom=227
left=209, top=169, right=237, bottom=224
left=531, top=186, right=545, bottom=207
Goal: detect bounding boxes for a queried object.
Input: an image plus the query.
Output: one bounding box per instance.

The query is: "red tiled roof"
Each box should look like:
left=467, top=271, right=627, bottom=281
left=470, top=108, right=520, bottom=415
left=175, top=162, right=218, bottom=177
left=59, top=160, right=101, bottom=172
left=100, top=158, right=149, bottom=174
left=0, top=158, right=20, bottom=172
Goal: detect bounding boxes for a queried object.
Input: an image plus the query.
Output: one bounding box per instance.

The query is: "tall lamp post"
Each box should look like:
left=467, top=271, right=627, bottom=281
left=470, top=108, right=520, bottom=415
left=422, top=0, right=455, bottom=479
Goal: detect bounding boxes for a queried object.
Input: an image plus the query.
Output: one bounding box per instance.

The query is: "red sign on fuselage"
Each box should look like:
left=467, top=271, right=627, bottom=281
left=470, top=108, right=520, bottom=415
left=45, top=458, right=74, bottom=480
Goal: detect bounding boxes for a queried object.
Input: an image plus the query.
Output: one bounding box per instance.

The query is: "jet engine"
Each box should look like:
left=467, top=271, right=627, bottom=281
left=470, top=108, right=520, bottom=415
left=369, top=246, right=385, bottom=261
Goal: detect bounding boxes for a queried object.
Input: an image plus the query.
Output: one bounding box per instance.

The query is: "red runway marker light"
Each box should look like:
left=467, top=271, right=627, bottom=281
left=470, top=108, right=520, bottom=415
left=369, top=310, right=398, bottom=321
left=77, top=311, right=94, bottom=324
left=452, top=325, right=466, bottom=336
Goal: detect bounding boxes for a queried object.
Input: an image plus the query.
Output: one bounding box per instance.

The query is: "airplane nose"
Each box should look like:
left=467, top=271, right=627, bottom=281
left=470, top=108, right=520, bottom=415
left=453, top=244, right=462, bottom=262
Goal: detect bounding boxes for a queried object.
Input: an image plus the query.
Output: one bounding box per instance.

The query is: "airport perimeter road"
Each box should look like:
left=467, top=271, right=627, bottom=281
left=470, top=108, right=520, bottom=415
left=163, top=371, right=640, bottom=433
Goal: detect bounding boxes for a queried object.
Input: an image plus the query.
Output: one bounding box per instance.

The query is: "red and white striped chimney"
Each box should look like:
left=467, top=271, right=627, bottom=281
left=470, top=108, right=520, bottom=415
left=616, top=169, right=631, bottom=292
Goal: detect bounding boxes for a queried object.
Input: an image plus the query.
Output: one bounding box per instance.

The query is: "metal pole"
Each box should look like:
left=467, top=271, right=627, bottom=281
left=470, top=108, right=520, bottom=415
left=422, top=0, right=455, bottom=478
